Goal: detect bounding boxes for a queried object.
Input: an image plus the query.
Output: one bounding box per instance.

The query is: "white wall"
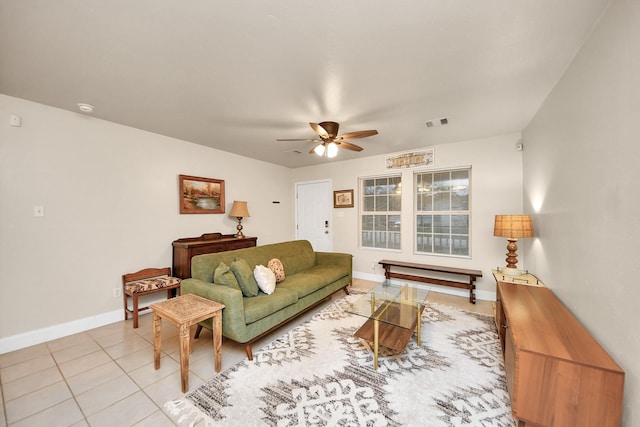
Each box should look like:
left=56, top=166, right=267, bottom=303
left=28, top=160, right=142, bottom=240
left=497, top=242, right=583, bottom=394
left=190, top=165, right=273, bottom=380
left=0, top=95, right=526, bottom=353
left=292, top=133, right=524, bottom=299
left=0, top=95, right=294, bottom=351
left=522, top=1, right=639, bottom=424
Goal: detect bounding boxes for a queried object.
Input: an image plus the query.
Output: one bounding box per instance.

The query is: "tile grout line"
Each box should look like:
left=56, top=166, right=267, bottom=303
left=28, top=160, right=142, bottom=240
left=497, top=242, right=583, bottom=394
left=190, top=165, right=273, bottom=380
left=0, top=338, right=95, bottom=426
left=92, top=321, right=191, bottom=425
left=47, top=337, right=94, bottom=426
left=80, top=326, right=173, bottom=425
left=118, top=325, right=179, bottom=424
left=2, top=329, right=163, bottom=426
left=0, top=368, right=7, bottom=427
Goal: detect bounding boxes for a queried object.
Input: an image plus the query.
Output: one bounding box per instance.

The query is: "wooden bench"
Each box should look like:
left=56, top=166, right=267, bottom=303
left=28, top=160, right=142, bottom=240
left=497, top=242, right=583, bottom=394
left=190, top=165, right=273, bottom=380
left=122, top=267, right=181, bottom=328
left=378, top=260, right=483, bottom=304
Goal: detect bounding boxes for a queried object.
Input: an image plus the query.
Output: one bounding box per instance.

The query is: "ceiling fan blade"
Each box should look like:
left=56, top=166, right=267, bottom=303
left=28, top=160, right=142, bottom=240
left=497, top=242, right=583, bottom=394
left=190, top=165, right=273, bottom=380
left=309, top=123, right=330, bottom=139
left=337, top=141, right=364, bottom=152
left=277, top=138, right=322, bottom=142
left=337, top=129, right=378, bottom=140
left=309, top=143, right=324, bottom=154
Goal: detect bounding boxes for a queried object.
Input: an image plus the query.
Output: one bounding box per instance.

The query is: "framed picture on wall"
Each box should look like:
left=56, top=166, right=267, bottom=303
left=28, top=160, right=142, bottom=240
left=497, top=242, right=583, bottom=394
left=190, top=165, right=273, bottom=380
left=334, top=189, right=354, bottom=208
left=179, top=175, right=225, bottom=214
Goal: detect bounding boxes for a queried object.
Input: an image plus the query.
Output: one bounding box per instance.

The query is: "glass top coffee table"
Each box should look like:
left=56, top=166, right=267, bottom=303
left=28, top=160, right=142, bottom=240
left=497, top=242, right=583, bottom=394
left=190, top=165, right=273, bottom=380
left=346, top=280, right=429, bottom=370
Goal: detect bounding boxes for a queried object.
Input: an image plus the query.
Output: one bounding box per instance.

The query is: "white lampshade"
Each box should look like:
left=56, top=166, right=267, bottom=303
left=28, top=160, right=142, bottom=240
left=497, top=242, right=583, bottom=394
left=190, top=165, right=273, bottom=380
left=313, top=144, right=325, bottom=156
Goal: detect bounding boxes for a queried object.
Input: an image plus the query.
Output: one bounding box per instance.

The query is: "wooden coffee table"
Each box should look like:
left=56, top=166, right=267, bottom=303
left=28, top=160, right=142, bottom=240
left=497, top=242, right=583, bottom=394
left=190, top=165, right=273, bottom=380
left=150, top=294, right=224, bottom=392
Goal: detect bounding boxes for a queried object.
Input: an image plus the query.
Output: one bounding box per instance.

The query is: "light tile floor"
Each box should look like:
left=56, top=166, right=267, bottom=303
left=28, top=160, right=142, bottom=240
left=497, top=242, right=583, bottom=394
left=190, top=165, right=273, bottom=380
left=0, top=279, right=492, bottom=426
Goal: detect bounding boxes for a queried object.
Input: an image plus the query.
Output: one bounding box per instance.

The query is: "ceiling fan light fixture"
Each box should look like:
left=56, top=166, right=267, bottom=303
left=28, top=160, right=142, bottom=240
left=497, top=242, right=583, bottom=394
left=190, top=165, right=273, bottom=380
left=279, top=121, right=377, bottom=158
left=327, top=142, right=339, bottom=158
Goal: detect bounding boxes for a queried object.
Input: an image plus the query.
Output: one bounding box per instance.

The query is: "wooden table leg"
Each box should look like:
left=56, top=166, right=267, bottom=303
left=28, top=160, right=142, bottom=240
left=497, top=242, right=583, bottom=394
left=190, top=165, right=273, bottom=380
left=179, top=323, right=190, bottom=393
left=189, top=324, right=195, bottom=355
left=213, top=313, right=222, bottom=372
left=153, top=312, right=162, bottom=370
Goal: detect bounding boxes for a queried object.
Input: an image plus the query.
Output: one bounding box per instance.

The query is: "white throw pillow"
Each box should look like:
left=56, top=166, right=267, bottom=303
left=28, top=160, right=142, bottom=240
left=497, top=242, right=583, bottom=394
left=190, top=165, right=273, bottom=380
left=253, top=265, right=276, bottom=295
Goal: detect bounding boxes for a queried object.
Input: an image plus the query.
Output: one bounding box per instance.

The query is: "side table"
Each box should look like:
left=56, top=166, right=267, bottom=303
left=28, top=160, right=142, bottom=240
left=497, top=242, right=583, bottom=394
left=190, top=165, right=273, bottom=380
left=150, top=294, right=225, bottom=392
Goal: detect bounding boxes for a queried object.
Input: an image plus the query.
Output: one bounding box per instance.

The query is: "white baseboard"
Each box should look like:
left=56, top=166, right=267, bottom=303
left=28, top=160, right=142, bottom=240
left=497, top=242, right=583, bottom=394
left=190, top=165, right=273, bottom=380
left=0, top=309, right=124, bottom=355
left=1, top=270, right=496, bottom=355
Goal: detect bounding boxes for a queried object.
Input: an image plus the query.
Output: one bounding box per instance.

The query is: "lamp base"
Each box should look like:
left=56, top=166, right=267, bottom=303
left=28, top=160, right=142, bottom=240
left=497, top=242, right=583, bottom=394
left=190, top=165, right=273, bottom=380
left=234, top=217, right=244, bottom=238
left=499, top=267, right=523, bottom=277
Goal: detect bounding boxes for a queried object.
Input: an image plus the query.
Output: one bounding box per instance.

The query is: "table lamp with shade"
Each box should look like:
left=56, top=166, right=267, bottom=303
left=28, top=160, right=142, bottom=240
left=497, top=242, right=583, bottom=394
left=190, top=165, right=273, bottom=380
left=229, top=201, right=250, bottom=238
left=493, top=214, right=534, bottom=276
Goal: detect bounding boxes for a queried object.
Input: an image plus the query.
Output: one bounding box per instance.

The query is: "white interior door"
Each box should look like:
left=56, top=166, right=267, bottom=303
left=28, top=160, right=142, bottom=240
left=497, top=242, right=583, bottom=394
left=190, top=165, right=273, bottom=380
left=295, top=180, right=332, bottom=252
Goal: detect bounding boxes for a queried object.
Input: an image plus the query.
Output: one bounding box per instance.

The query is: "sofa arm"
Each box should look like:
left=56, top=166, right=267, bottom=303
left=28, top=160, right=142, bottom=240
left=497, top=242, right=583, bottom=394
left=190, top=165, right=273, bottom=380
left=316, top=252, right=353, bottom=270
left=180, top=278, right=247, bottom=331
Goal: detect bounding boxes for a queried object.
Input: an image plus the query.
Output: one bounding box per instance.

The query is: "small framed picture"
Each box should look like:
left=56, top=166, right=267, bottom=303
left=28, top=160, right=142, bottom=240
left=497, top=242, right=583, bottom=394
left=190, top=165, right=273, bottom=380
left=333, top=189, right=354, bottom=208
left=179, top=175, right=225, bottom=214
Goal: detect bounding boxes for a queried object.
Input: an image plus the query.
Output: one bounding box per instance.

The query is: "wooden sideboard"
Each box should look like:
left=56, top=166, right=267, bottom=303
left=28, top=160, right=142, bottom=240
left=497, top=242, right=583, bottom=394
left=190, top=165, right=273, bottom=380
left=494, top=273, right=624, bottom=426
left=172, top=233, right=257, bottom=279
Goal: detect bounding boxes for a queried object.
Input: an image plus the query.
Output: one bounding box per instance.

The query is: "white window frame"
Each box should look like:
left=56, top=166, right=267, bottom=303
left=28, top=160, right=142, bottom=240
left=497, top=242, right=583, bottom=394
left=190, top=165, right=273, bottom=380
left=414, top=167, right=471, bottom=258
left=359, top=174, right=402, bottom=250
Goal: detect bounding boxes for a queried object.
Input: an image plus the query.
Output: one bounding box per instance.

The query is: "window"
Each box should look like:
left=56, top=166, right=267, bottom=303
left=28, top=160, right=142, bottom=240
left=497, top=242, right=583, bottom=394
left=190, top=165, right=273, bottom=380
left=415, top=168, right=470, bottom=256
left=360, top=175, right=401, bottom=249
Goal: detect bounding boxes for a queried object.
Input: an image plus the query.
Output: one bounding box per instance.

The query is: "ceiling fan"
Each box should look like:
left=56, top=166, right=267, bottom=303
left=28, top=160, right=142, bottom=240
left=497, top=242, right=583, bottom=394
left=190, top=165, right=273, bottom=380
left=277, top=121, right=378, bottom=158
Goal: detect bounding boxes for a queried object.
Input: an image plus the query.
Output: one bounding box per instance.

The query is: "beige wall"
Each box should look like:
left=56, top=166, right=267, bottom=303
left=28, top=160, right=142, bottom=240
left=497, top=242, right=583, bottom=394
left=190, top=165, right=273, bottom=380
left=0, top=94, right=294, bottom=350
left=1, top=93, right=525, bottom=351
left=522, top=1, right=639, bottom=424
left=292, top=132, right=525, bottom=299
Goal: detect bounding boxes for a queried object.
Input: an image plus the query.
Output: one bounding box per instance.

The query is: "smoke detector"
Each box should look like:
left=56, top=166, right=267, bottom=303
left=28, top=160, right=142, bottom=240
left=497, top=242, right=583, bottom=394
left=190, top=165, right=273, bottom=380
left=77, top=103, right=95, bottom=113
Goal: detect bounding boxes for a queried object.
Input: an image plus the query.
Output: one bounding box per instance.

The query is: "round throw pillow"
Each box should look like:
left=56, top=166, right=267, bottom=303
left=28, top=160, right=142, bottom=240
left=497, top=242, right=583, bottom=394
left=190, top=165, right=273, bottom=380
left=267, top=258, right=285, bottom=283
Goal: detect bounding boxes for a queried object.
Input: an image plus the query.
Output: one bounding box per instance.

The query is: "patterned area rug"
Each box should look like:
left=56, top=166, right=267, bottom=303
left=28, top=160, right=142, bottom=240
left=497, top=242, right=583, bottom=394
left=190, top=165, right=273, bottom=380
left=165, top=292, right=515, bottom=426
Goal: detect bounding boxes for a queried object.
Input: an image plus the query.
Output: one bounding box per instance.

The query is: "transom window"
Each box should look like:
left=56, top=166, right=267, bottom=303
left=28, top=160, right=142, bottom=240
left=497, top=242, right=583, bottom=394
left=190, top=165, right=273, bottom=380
left=360, top=175, right=401, bottom=250
left=415, top=168, right=471, bottom=256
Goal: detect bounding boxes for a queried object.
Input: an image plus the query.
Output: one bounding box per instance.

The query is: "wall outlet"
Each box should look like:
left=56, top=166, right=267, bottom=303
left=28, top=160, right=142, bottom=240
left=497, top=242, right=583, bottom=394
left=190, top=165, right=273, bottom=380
left=113, top=288, right=122, bottom=298
left=10, top=114, right=22, bottom=127
left=371, top=261, right=377, bottom=270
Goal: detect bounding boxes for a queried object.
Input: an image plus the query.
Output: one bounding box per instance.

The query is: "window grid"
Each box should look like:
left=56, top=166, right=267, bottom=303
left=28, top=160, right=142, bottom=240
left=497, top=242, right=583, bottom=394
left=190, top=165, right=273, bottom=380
left=415, top=168, right=470, bottom=256
left=360, top=175, right=401, bottom=250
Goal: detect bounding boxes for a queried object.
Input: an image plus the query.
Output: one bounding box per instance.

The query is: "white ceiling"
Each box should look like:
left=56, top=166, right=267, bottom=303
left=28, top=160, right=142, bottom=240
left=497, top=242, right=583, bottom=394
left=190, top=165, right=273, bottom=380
left=0, top=1, right=609, bottom=168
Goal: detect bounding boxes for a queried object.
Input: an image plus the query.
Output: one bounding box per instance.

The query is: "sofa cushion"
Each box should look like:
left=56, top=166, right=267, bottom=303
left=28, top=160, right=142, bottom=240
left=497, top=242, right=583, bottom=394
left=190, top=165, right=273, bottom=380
left=254, top=265, right=276, bottom=295
left=268, top=258, right=285, bottom=283
left=278, top=265, right=349, bottom=299
left=213, top=262, right=241, bottom=291
left=305, top=265, right=350, bottom=284
left=277, top=273, right=328, bottom=299
left=230, top=258, right=260, bottom=297
left=125, top=276, right=181, bottom=293
left=243, top=287, right=298, bottom=324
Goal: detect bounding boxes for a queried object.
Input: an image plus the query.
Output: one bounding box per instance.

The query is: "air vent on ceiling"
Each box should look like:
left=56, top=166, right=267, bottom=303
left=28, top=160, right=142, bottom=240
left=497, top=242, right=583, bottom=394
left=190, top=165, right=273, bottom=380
left=426, top=117, right=448, bottom=128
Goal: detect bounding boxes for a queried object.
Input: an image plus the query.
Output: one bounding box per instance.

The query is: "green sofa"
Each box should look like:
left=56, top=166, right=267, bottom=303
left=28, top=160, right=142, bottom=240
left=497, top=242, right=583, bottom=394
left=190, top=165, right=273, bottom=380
left=180, top=240, right=352, bottom=359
